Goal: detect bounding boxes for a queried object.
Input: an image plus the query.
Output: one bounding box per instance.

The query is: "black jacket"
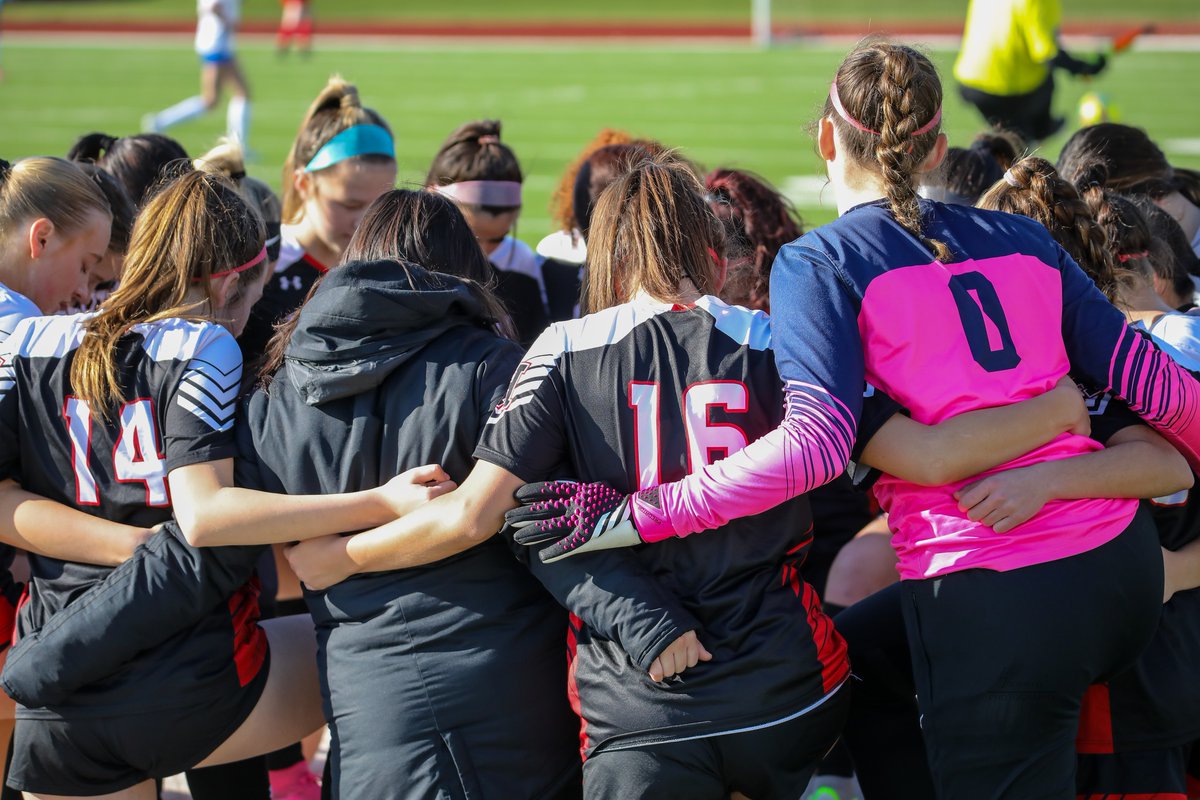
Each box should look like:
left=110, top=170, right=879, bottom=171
left=237, top=259, right=579, bottom=799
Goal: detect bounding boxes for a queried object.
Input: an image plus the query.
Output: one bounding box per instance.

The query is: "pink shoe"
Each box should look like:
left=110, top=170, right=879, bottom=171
left=269, top=761, right=321, bottom=800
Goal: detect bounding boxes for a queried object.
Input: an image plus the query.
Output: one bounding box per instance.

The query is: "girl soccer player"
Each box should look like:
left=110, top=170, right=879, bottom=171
left=235, top=189, right=578, bottom=799
left=237, top=77, right=395, bottom=364
left=0, top=170, right=437, bottom=798
left=506, top=41, right=1200, bottom=798
left=144, top=0, right=251, bottom=150
left=425, top=120, right=547, bottom=344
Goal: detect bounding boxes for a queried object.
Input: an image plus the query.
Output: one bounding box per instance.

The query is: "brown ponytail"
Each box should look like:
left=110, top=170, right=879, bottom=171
left=826, top=40, right=952, bottom=262
left=282, top=76, right=393, bottom=223
left=72, top=171, right=265, bottom=417
left=977, top=156, right=1132, bottom=302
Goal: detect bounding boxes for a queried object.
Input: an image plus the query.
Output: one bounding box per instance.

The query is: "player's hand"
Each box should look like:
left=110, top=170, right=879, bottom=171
left=284, top=534, right=354, bottom=591
left=1048, top=377, right=1090, bottom=438
left=954, top=465, right=1051, bottom=533
left=648, top=630, right=713, bottom=682
left=373, top=464, right=456, bottom=518
left=503, top=481, right=645, bottom=563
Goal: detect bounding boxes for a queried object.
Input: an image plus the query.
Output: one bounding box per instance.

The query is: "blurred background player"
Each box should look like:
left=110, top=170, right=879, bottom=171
left=953, top=0, right=1106, bottom=142
left=143, top=0, right=252, bottom=152
left=277, top=0, right=314, bottom=57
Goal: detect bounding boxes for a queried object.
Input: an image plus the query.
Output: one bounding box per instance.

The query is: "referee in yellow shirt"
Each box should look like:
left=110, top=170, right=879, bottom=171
left=954, top=0, right=1106, bottom=142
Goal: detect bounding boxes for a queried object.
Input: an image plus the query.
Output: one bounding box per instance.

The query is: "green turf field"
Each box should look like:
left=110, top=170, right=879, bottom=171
left=5, top=0, right=1199, bottom=24
left=2, top=37, right=1198, bottom=238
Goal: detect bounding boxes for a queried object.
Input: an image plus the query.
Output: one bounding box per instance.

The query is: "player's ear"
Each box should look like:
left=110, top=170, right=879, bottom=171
left=293, top=169, right=313, bottom=201
left=817, top=117, right=838, bottom=162
left=918, top=133, right=949, bottom=174
left=27, top=218, right=55, bottom=260
left=209, top=272, right=240, bottom=311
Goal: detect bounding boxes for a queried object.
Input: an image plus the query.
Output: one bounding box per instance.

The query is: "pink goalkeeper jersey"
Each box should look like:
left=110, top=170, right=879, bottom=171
left=630, top=200, right=1200, bottom=580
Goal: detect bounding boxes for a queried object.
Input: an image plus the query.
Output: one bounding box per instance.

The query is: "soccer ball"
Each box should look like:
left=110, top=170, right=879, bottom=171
left=1077, top=92, right=1119, bottom=127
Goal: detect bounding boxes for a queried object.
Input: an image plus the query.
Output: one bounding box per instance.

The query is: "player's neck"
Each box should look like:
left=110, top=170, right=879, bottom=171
left=289, top=222, right=340, bottom=268
left=0, top=252, right=29, bottom=298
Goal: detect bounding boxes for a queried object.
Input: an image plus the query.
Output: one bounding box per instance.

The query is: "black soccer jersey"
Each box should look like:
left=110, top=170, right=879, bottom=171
left=237, top=232, right=325, bottom=366
left=0, top=314, right=240, bottom=630
left=477, top=293, right=849, bottom=756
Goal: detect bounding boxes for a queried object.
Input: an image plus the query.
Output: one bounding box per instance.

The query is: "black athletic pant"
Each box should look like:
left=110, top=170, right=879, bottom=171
left=581, top=685, right=849, bottom=800
left=835, top=582, right=934, bottom=800
left=903, top=514, right=1162, bottom=800
left=959, top=75, right=1058, bottom=143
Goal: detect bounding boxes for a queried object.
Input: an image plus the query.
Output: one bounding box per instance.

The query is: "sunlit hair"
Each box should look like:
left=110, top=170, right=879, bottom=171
left=71, top=171, right=265, bottom=416
left=583, top=153, right=725, bottom=314
left=824, top=39, right=951, bottom=262
left=68, top=131, right=190, bottom=208
left=0, top=156, right=111, bottom=250
left=977, top=156, right=1133, bottom=302
left=705, top=168, right=803, bottom=310
left=259, top=189, right=514, bottom=383
left=282, top=76, right=393, bottom=223
left=550, top=128, right=633, bottom=233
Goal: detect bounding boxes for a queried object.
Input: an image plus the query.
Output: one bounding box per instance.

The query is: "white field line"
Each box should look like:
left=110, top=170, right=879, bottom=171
left=1165, top=139, right=1200, bottom=157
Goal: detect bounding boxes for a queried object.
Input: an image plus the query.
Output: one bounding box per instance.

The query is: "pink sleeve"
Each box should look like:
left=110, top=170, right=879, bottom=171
left=1110, top=326, right=1200, bottom=471
left=631, top=382, right=857, bottom=541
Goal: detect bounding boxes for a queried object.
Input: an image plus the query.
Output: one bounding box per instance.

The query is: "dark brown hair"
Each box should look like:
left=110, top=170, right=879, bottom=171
left=72, top=171, right=265, bottom=416
left=583, top=154, right=725, bottom=314
left=260, top=189, right=513, bottom=381
left=425, top=120, right=523, bottom=213
left=282, top=76, right=393, bottom=223
left=68, top=131, right=190, bottom=208
left=826, top=40, right=951, bottom=261
left=705, top=168, right=803, bottom=310
left=931, top=130, right=1023, bottom=205
left=76, top=163, right=136, bottom=256
left=977, top=156, right=1131, bottom=302
left=1129, top=194, right=1197, bottom=301
left=1057, top=123, right=1175, bottom=198
left=574, top=143, right=665, bottom=239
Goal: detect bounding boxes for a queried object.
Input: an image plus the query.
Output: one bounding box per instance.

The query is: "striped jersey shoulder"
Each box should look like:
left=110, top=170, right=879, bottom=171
left=132, top=319, right=241, bottom=433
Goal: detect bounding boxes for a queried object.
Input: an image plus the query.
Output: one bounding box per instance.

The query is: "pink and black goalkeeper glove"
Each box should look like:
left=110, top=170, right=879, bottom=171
left=504, top=481, right=665, bottom=563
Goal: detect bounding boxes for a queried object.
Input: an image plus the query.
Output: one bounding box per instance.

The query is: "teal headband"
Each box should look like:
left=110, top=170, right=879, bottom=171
left=304, top=124, right=395, bottom=172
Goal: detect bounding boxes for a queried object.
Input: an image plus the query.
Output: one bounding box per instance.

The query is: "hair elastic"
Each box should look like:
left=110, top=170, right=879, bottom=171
left=1003, top=169, right=1023, bottom=188
left=304, top=124, right=395, bottom=173
left=434, top=181, right=523, bottom=207
left=204, top=246, right=267, bottom=281
left=1117, top=250, right=1150, bottom=263
left=829, top=82, right=942, bottom=138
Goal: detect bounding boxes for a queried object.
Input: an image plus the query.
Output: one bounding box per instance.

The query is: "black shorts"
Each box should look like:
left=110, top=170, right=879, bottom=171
left=959, top=75, right=1058, bottom=142
left=1077, top=745, right=1191, bottom=798
left=6, top=649, right=270, bottom=796
left=581, top=684, right=849, bottom=800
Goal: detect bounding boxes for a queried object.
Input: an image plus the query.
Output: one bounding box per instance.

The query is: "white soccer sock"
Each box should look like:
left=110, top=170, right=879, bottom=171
left=227, top=96, right=251, bottom=150
left=152, top=95, right=208, bottom=132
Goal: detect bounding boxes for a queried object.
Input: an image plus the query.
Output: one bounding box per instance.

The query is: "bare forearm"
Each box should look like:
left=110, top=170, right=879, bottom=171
left=343, top=492, right=492, bottom=574
left=183, top=486, right=389, bottom=547
left=0, top=482, right=144, bottom=566
left=1034, top=442, right=1192, bottom=501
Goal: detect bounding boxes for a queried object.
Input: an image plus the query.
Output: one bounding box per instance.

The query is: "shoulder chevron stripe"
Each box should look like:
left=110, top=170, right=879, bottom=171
left=178, top=356, right=240, bottom=432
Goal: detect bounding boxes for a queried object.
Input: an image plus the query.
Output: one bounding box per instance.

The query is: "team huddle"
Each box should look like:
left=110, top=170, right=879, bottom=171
left=2, top=30, right=1200, bottom=800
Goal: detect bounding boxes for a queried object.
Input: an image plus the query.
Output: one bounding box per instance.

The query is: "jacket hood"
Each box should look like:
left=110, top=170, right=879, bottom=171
left=283, top=258, right=495, bottom=405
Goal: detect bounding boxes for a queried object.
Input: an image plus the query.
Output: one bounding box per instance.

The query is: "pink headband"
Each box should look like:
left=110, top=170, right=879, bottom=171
left=829, top=82, right=942, bottom=138
left=205, top=246, right=267, bottom=281
left=435, top=181, right=523, bottom=207
left=1117, top=250, right=1150, bottom=263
